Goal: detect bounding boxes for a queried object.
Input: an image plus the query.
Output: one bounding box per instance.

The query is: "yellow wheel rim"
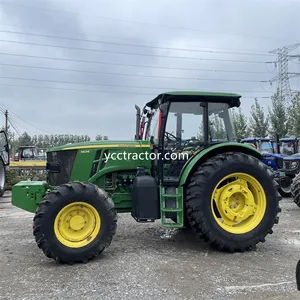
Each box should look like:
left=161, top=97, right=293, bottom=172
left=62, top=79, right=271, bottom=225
left=54, top=202, right=101, bottom=248
left=211, top=173, right=266, bottom=234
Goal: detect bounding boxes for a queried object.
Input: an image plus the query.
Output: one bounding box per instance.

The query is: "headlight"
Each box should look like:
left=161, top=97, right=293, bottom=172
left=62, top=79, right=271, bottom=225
left=291, top=161, right=299, bottom=169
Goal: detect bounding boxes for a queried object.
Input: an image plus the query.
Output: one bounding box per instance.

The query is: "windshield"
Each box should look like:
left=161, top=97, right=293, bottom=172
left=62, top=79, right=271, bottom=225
left=21, top=147, right=38, bottom=159
left=260, top=141, right=274, bottom=154
left=143, top=101, right=236, bottom=144
left=281, top=142, right=295, bottom=155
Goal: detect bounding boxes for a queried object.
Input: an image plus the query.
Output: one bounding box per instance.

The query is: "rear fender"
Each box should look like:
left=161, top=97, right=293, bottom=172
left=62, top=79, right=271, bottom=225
left=179, top=142, right=262, bottom=186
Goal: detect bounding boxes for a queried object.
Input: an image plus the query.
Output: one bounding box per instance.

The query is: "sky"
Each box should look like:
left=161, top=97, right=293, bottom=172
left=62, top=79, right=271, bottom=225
left=0, top=0, right=299, bottom=140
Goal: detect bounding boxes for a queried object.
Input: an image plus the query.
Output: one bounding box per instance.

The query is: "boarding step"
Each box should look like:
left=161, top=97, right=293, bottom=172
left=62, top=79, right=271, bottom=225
left=160, top=186, right=184, bottom=228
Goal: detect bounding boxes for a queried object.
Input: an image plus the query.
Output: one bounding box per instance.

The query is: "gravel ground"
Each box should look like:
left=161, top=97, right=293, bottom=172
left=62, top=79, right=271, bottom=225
left=1, top=192, right=300, bottom=300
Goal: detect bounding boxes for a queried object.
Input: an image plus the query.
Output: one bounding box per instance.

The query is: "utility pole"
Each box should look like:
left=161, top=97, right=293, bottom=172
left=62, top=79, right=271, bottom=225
left=265, top=43, right=300, bottom=107
left=4, top=110, right=8, bottom=134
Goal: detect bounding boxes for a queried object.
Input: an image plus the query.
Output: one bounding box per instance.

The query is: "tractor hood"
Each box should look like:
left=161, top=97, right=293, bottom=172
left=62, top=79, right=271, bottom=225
left=262, top=153, right=285, bottom=159
left=48, top=140, right=151, bottom=152
left=283, top=153, right=300, bottom=161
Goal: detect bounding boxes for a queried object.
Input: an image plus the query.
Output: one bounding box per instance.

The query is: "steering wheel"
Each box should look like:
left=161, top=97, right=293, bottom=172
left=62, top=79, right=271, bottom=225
left=164, top=132, right=181, bottom=152
left=183, top=138, right=202, bottom=147
left=165, top=131, right=180, bottom=142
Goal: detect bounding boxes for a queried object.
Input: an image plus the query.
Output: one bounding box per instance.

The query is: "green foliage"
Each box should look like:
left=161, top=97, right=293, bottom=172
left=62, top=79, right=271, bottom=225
left=209, top=115, right=227, bottom=139
left=288, top=92, right=300, bottom=136
left=249, top=99, right=269, bottom=138
left=6, top=168, right=47, bottom=188
left=5, top=169, right=20, bottom=187
left=232, top=108, right=249, bottom=140
left=95, top=135, right=109, bottom=140
left=18, top=132, right=32, bottom=146
left=3, top=130, right=108, bottom=156
left=268, top=88, right=289, bottom=139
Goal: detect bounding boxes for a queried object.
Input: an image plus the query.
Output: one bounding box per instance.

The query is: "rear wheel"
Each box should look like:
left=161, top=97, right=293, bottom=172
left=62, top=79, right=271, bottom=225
left=185, top=152, right=281, bottom=252
left=33, top=182, right=117, bottom=263
left=291, top=174, right=300, bottom=207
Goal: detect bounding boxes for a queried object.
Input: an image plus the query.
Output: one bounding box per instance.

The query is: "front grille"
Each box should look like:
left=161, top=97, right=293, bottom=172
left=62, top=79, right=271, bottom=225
left=284, top=160, right=291, bottom=170
left=47, top=150, right=77, bottom=186
left=276, top=157, right=283, bottom=169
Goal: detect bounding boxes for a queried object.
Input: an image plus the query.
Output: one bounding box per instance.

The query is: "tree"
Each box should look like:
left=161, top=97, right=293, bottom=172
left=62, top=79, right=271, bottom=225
left=95, top=135, right=108, bottom=140
left=0, top=125, right=18, bottom=154
left=268, top=88, right=289, bottom=139
left=18, top=132, right=32, bottom=146
left=210, top=115, right=227, bottom=139
left=249, top=99, right=269, bottom=137
left=231, top=108, right=249, bottom=140
left=288, top=92, right=300, bottom=136
left=1, top=125, right=14, bottom=144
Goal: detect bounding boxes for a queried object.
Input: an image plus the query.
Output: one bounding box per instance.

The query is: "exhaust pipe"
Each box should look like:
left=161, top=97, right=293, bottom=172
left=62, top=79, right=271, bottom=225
left=276, top=134, right=280, bottom=154
left=135, top=105, right=141, bottom=140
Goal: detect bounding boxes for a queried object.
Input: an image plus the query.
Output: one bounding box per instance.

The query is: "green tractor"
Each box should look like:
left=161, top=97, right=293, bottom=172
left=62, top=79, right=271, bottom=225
left=11, top=92, right=281, bottom=263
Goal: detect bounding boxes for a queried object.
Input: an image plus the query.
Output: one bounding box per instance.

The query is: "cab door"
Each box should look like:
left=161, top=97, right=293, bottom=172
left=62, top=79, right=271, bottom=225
left=0, top=130, right=9, bottom=165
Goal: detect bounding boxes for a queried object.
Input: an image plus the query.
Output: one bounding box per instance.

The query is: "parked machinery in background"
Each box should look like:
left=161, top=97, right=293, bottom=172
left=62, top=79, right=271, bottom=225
left=0, top=130, right=9, bottom=197
left=13, top=146, right=46, bottom=161
left=279, top=138, right=300, bottom=198
left=9, top=146, right=46, bottom=170
left=241, top=137, right=299, bottom=197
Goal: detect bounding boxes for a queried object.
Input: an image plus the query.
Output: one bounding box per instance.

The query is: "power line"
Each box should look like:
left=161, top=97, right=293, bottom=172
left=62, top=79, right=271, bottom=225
left=7, top=117, right=21, bottom=137
left=0, top=105, right=32, bottom=136
left=0, top=52, right=274, bottom=74
left=8, top=116, right=41, bottom=136
left=0, top=1, right=294, bottom=42
left=0, top=75, right=274, bottom=93
left=0, top=39, right=269, bottom=64
left=0, top=63, right=269, bottom=83
left=0, top=83, right=154, bottom=96
left=0, top=102, right=52, bottom=134
left=0, top=22, right=277, bottom=55
left=0, top=29, right=277, bottom=57
left=269, top=43, right=300, bottom=106
left=0, top=82, right=273, bottom=96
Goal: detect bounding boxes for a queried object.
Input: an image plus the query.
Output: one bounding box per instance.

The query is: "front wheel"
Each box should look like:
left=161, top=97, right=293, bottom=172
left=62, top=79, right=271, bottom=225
left=185, top=152, right=281, bottom=252
left=278, top=186, right=292, bottom=198
left=33, top=182, right=117, bottom=263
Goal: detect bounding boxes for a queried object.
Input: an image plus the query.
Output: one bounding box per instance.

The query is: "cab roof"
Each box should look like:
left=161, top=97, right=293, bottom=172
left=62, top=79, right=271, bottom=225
left=279, top=137, right=298, bottom=141
left=146, top=91, right=241, bottom=109
left=242, top=137, right=272, bottom=142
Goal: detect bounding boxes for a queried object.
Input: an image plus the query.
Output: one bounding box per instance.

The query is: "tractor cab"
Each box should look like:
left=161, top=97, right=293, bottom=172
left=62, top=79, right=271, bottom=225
left=137, top=92, right=237, bottom=184
left=14, top=146, right=39, bottom=161
left=241, top=137, right=275, bottom=154
left=279, top=137, right=299, bottom=156
left=241, top=137, right=284, bottom=169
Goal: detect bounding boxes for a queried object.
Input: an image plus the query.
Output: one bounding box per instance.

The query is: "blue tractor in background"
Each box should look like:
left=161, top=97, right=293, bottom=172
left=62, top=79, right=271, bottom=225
left=241, top=137, right=281, bottom=168
left=273, top=137, right=299, bottom=197
left=241, top=137, right=298, bottom=197
left=280, top=138, right=300, bottom=205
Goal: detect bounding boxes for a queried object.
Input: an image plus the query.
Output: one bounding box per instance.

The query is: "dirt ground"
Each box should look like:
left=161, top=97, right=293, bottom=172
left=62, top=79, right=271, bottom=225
left=1, top=191, right=300, bottom=300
